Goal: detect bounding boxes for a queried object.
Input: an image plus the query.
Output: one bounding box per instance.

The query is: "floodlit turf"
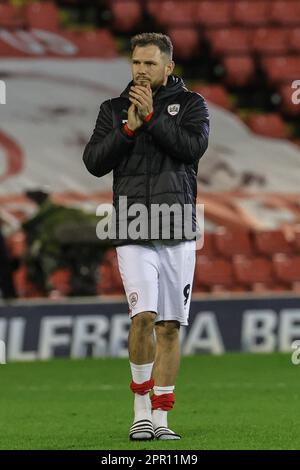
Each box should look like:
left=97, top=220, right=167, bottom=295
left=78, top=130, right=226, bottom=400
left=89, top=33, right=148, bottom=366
left=0, top=353, right=299, bottom=450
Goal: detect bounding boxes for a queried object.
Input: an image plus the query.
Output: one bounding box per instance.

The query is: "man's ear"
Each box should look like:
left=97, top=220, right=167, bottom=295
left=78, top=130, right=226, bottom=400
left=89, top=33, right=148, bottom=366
left=166, top=60, right=175, bottom=77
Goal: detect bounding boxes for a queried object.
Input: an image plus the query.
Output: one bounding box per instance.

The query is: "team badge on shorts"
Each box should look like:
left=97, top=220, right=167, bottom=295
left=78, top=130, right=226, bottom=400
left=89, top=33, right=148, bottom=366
left=129, top=292, right=138, bottom=308
left=167, top=104, right=180, bottom=116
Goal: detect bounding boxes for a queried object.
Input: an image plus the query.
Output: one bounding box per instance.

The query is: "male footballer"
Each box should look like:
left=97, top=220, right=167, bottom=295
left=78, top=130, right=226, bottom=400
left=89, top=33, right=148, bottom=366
left=83, top=32, right=209, bottom=440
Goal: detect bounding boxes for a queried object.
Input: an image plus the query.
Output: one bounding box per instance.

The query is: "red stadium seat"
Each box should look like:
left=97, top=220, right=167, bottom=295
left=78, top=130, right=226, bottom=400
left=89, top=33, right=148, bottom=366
left=270, top=1, right=300, bottom=26
left=207, top=28, right=251, bottom=55
left=247, top=113, right=290, bottom=139
left=167, top=27, right=200, bottom=60
left=25, top=1, right=60, bottom=31
left=223, top=56, right=255, bottom=87
left=0, top=3, right=24, bottom=29
left=251, top=28, right=289, bottom=55
left=13, top=265, right=27, bottom=298
left=147, top=0, right=195, bottom=26
left=194, top=255, right=235, bottom=292
left=279, top=84, right=300, bottom=116
left=254, top=230, right=292, bottom=256
left=97, top=263, right=113, bottom=294
left=192, top=84, right=232, bottom=110
left=293, top=228, right=300, bottom=254
left=273, top=254, right=300, bottom=290
left=72, top=30, right=118, bottom=58
left=97, top=248, right=124, bottom=295
left=7, top=231, right=27, bottom=258
left=233, top=1, right=269, bottom=26
left=13, top=265, right=46, bottom=298
left=111, top=0, right=142, bottom=32
left=214, top=228, right=253, bottom=258
left=49, top=268, right=72, bottom=296
left=197, top=232, right=217, bottom=257
left=233, top=256, right=277, bottom=291
left=194, top=1, right=233, bottom=28
left=288, top=28, right=300, bottom=53
left=262, top=57, right=300, bottom=85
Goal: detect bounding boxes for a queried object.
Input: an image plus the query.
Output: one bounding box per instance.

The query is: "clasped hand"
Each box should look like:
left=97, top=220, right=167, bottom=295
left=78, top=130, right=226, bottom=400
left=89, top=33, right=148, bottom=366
left=129, top=83, right=153, bottom=121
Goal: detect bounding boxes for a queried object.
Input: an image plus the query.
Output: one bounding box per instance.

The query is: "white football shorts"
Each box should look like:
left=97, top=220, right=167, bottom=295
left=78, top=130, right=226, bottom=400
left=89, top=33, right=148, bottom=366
left=116, top=240, right=196, bottom=326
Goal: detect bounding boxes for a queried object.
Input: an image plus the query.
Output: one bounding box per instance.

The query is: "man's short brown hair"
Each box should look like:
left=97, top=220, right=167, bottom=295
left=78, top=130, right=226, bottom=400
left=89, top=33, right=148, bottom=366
left=131, top=32, right=173, bottom=59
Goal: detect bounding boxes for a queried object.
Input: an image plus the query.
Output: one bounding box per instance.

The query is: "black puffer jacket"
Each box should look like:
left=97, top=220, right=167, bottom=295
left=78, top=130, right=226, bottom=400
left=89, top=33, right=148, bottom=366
left=83, top=75, right=209, bottom=246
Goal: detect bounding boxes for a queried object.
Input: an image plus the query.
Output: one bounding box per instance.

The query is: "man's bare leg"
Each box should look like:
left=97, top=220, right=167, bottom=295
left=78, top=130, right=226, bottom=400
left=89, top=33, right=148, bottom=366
left=128, top=311, right=156, bottom=440
left=151, top=320, right=181, bottom=439
left=152, top=320, right=180, bottom=385
left=128, top=311, right=156, bottom=364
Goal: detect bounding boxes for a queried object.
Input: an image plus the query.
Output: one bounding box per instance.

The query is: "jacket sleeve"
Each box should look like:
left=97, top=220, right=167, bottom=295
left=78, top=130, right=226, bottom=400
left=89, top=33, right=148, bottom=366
left=143, top=93, right=209, bottom=164
left=83, top=99, right=135, bottom=177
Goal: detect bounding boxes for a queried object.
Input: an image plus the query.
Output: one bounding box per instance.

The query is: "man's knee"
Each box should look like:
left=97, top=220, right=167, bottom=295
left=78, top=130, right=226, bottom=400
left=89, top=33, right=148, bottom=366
left=131, top=311, right=156, bottom=334
left=155, top=321, right=180, bottom=342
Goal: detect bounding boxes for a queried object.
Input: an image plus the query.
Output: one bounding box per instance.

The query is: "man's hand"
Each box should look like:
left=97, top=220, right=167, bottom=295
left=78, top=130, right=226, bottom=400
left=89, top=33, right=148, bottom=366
left=127, top=103, right=143, bottom=131
left=129, top=83, right=153, bottom=121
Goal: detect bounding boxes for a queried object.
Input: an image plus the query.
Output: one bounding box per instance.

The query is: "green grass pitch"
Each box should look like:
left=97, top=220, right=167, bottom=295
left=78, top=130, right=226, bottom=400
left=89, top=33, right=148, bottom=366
left=0, top=353, right=299, bottom=450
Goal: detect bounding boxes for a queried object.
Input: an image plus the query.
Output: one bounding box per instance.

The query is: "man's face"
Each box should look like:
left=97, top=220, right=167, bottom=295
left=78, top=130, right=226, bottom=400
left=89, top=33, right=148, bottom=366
left=131, top=45, right=174, bottom=92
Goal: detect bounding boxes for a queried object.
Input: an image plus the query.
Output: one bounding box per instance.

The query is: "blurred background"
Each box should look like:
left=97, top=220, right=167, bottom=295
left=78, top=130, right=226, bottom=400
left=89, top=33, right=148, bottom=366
left=1, top=0, right=300, bottom=359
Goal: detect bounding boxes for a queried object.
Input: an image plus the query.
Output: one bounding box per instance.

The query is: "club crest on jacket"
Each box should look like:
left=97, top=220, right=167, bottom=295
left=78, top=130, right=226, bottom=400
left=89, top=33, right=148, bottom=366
left=167, top=104, right=180, bottom=116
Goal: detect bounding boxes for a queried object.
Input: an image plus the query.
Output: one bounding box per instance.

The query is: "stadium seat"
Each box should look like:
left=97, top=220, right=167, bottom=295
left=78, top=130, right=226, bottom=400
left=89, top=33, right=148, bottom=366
left=13, top=265, right=26, bottom=298
left=197, top=232, right=217, bottom=257
left=111, top=0, right=142, bottom=32
left=207, top=28, right=251, bottom=55
left=270, top=1, right=300, bottom=26
left=251, top=28, right=289, bottom=56
left=0, top=3, right=25, bottom=29
left=233, top=1, right=269, bottom=26
left=262, top=56, right=300, bottom=85
left=72, top=30, right=118, bottom=58
left=49, top=268, right=72, bottom=296
left=273, top=254, right=300, bottom=290
left=279, top=84, right=300, bottom=116
left=223, top=56, right=255, bottom=87
left=253, top=230, right=292, bottom=256
left=25, top=1, right=60, bottom=31
left=291, top=226, right=300, bottom=252
left=194, top=1, right=233, bottom=28
left=191, top=84, right=232, bottom=110
left=7, top=231, right=27, bottom=258
left=13, top=265, right=46, bottom=298
left=167, top=27, right=200, bottom=60
left=246, top=113, right=290, bottom=139
left=147, top=0, right=195, bottom=26
left=97, top=249, right=124, bottom=295
left=97, top=263, right=112, bottom=294
left=288, top=28, right=300, bottom=53
left=293, top=228, right=300, bottom=254
left=214, top=228, right=253, bottom=258
left=233, top=256, right=277, bottom=291
left=194, top=255, right=235, bottom=292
